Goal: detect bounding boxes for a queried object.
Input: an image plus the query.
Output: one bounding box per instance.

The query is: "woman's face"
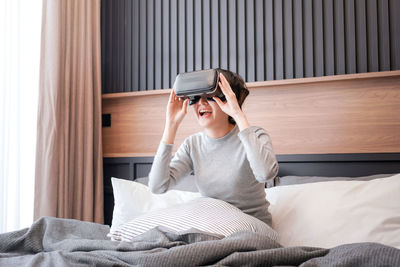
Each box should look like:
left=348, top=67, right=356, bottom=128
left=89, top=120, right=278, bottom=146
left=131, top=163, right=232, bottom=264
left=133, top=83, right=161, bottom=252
left=192, top=97, right=229, bottom=129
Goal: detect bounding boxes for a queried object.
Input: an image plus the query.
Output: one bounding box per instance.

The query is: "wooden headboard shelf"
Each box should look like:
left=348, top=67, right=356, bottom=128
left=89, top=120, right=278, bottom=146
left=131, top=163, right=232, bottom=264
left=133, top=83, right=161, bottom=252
left=102, top=71, right=400, bottom=157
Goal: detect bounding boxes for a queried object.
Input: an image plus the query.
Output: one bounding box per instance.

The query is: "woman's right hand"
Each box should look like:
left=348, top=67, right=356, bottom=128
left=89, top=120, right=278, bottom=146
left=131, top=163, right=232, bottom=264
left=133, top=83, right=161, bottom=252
left=162, top=90, right=189, bottom=144
left=166, top=89, right=189, bottom=127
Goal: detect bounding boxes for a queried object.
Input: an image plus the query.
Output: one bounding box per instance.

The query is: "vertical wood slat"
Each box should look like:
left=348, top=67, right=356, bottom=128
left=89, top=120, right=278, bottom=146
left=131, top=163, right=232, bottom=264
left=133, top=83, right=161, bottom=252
left=101, top=0, right=107, bottom=92
left=170, top=0, right=177, bottom=85
left=124, top=0, right=131, bottom=92
left=334, top=0, right=345, bottom=75
left=355, top=0, right=368, bottom=73
left=202, top=0, right=211, bottom=70
left=162, top=0, right=170, bottom=88
left=211, top=0, right=219, bottom=69
left=377, top=0, right=390, bottom=71
left=366, top=0, right=379, bottom=72
left=345, top=0, right=357, bottom=74
left=313, top=0, right=324, bottom=77
left=154, top=0, right=162, bottom=89
left=303, top=0, right=313, bottom=77
left=255, top=0, right=264, bottom=81
left=186, top=0, right=194, bottom=72
left=109, top=0, right=115, bottom=92
left=228, top=0, right=237, bottom=74
left=139, top=0, right=146, bottom=90
left=118, top=0, right=125, bottom=92
left=274, top=0, right=284, bottom=80
left=132, top=0, right=139, bottom=91
left=246, top=0, right=255, bottom=82
left=194, top=0, right=202, bottom=71
left=147, top=0, right=154, bottom=90
left=114, top=0, right=119, bottom=91
left=283, top=0, right=293, bottom=79
left=101, top=0, right=400, bottom=93
left=237, top=0, right=246, bottom=80
left=264, top=0, right=274, bottom=80
left=178, top=0, right=186, bottom=74
left=323, top=0, right=335, bottom=76
left=220, top=0, right=228, bottom=70
left=293, top=0, right=303, bottom=78
left=389, top=0, right=400, bottom=70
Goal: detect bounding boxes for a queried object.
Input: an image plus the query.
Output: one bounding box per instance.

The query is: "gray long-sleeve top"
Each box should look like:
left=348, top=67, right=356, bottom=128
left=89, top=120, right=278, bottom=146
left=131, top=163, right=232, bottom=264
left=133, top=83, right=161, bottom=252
left=148, top=125, right=279, bottom=226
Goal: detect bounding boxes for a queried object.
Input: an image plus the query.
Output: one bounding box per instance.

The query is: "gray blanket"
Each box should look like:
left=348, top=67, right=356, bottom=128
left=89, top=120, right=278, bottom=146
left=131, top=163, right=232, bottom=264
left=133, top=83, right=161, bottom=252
left=0, top=217, right=399, bottom=266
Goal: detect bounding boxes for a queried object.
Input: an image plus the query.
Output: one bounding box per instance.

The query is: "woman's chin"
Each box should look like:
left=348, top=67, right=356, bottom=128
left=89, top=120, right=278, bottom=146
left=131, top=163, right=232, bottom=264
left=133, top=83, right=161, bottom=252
left=197, top=116, right=214, bottom=128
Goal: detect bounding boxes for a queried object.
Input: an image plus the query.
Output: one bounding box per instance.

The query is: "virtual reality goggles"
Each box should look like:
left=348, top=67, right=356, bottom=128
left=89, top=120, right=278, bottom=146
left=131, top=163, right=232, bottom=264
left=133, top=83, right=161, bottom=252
left=173, top=69, right=226, bottom=105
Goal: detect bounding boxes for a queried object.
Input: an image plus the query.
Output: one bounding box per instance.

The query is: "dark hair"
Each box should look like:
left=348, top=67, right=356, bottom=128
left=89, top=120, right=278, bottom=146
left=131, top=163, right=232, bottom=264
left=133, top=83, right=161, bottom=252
left=216, top=68, right=249, bottom=125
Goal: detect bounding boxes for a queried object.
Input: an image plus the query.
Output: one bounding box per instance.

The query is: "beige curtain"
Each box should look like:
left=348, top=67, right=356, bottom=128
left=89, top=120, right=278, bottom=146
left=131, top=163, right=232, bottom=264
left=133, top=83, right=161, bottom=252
left=34, top=0, right=103, bottom=224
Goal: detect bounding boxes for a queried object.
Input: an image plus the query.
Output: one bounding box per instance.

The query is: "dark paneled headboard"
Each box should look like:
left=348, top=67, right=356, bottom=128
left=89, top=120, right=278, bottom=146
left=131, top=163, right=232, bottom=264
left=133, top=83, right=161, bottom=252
left=103, top=153, right=400, bottom=226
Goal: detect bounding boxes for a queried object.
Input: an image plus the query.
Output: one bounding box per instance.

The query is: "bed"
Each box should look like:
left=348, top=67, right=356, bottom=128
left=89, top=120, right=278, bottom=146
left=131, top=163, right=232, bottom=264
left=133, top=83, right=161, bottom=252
left=1, top=71, right=400, bottom=266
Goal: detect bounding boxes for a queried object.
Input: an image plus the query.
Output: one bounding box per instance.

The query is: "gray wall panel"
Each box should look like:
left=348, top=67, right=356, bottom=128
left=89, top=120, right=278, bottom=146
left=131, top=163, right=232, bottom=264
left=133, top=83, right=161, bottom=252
left=186, top=0, right=194, bottom=72
left=378, top=0, right=390, bottom=71
left=101, top=0, right=400, bottom=93
left=246, top=0, right=255, bottom=82
left=255, top=0, right=265, bottom=81
left=101, top=0, right=107, bottom=92
left=220, top=0, right=228, bottom=70
left=293, top=0, right=303, bottom=78
left=237, top=0, right=247, bottom=80
left=303, top=0, right=314, bottom=77
left=345, top=0, right=356, bottom=74
left=265, top=0, right=274, bottom=80
left=170, top=0, right=178, bottom=86
left=323, top=0, right=334, bottom=76
left=355, top=0, right=368, bottom=73
left=119, top=0, right=125, bottom=91
left=313, top=0, right=324, bottom=77
left=203, top=0, right=211, bottom=70
left=147, top=0, right=154, bottom=90
left=139, top=0, right=146, bottom=90
left=274, top=0, right=284, bottom=80
left=228, top=0, right=237, bottom=74
left=389, top=0, right=400, bottom=70
left=211, top=0, right=220, bottom=69
left=334, top=0, right=345, bottom=75
left=283, top=0, right=293, bottom=79
left=131, top=0, right=139, bottom=91
left=124, top=0, right=132, bottom=92
left=154, top=0, right=162, bottom=89
left=194, top=0, right=203, bottom=71
left=162, top=0, right=170, bottom=88
left=367, top=0, right=379, bottom=72
left=178, top=0, right=186, bottom=74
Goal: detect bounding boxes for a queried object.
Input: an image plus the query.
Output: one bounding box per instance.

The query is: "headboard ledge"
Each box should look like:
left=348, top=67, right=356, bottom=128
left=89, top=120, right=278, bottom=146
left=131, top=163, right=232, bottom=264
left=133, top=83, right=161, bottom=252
left=102, top=71, right=400, bottom=157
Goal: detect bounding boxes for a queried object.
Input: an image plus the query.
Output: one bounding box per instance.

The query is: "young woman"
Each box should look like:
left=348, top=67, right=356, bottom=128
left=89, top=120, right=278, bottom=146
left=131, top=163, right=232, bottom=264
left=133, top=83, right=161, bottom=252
left=148, top=69, right=278, bottom=226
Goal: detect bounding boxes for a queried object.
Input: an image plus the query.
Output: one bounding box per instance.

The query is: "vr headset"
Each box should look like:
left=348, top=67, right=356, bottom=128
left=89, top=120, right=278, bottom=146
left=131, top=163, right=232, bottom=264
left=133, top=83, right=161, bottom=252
left=173, top=69, right=226, bottom=105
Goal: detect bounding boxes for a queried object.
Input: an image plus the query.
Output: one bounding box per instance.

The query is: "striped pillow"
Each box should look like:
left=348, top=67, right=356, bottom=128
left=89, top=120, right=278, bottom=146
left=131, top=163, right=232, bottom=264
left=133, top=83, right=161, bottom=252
left=108, top=197, right=278, bottom=242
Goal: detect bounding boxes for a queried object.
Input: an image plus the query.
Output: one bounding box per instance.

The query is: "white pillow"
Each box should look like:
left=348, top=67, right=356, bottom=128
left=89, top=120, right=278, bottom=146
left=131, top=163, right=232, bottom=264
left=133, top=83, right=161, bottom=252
left=265, top=173, right=400, bottom=249
left=108, top=197, right=278, bottom=242
left=111, top=177, right=201, bottom=231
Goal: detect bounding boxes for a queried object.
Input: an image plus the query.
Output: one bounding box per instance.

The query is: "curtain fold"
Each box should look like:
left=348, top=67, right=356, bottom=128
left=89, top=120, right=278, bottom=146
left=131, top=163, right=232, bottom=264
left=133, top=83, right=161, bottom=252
left=34, top=0, right=103, bottom=224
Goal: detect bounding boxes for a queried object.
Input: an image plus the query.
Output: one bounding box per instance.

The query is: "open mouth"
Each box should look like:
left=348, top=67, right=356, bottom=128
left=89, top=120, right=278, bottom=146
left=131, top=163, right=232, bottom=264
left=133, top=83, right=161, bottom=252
left=199, top=110, right=212, bottom=118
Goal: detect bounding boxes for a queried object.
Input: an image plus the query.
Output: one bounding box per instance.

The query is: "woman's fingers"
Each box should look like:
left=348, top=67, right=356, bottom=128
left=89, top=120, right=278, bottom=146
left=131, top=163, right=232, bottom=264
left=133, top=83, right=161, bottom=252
left=218, top=74, right=235, bottom=99
left=213, top=96, right=225, bottom=108
left=219, top=73, right=230, bottom=88
left=182, top=98, right=189, bottom=113
left=169, top=89, right=175, bottom=103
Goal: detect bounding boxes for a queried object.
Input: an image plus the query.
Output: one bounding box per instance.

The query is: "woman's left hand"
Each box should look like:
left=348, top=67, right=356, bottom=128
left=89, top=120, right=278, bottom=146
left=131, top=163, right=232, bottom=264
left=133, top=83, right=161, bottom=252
left=213, top=73, right=250, bottom=130
left=213, top=73, right=243, bottom=118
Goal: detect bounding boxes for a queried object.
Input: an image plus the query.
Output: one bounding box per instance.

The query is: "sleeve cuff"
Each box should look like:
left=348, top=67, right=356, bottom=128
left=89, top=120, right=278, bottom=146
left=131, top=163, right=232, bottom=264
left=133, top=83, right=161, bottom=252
left=237, top=126, right=261, bottom=140
left=157, top=142, right=174, bottom=155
